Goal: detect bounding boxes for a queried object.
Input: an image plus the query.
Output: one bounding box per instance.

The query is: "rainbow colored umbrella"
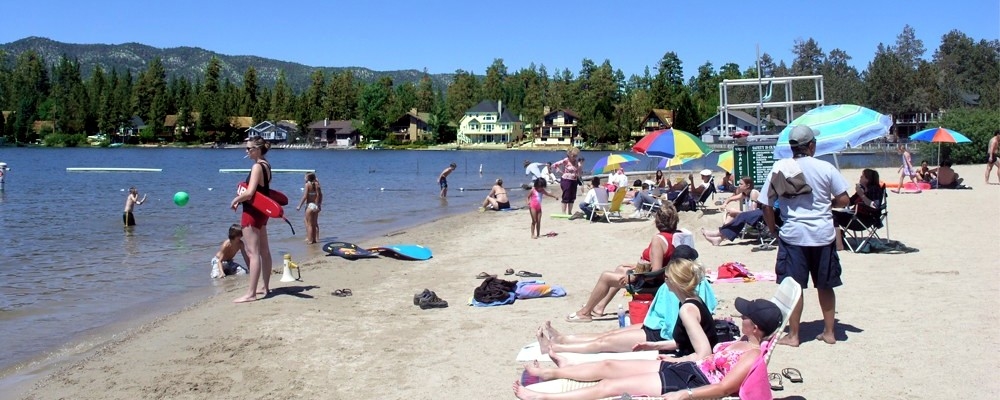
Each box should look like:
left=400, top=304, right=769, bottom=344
left=633, top=128, right=712, bottom=160
left=592, top=153, right=640, bottom=174
left=716, top=150, right=734, bottom=173
left=909, top=127, right=972, bottom=165
left=774, top=104, right=892, bottom=159
left=656, top=157, right=691, bottom=169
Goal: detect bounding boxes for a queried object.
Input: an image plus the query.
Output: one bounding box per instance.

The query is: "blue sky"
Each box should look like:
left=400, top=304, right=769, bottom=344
left=1, top=0, right=997, bottom=80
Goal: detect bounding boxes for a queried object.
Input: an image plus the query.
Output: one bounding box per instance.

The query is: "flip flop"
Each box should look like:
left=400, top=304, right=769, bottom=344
left=504, top=268, right=515, bottom=275
left=565, top=312, right=592, bottom=323
left=515, top=270, right=543, bottom=277
left=332, top=289, right=349, bottom=297
left=768, top=372, right=784, bottom=390
left=342, top=288, right=353, bottom=296
left=544, top=231, right=558, bottom=237
left=476, top=272, right=496, bottom=279
left=782, top=368, right=803, bottom=383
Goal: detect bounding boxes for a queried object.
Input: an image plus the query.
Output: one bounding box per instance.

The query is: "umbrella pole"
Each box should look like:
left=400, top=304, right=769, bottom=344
left=833, top=153, right=841, bottom=170
left=937, top=143, right=942, bottom=166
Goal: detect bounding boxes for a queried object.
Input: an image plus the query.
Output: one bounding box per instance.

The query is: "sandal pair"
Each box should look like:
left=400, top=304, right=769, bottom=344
left=476, top=272, right=496, bottom=279
left=332, top=288, right=353, bottom=297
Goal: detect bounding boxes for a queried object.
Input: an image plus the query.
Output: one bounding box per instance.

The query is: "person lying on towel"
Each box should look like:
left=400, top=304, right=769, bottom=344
left=539, top=247, right=716, bottom=355
left=514, top=297, right=783, bottom=400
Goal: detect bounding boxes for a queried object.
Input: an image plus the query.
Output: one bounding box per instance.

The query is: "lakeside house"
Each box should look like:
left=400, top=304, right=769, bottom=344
left=457, top=100, right=523, bottom=144
left=629, top=109, right=675, bottom=139
left=388, top=108, right=431, bottom=142
left=533, top=107, right=582, bottom=147
left=247, top=120, right=298, bottom=143
left=307, top=119, right=359, bottom=148
left=698, top=110, right=786, bottom=143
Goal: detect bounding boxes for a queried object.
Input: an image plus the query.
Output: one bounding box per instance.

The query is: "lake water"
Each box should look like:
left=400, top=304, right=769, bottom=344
left=0, top=146, right=897, bottom=386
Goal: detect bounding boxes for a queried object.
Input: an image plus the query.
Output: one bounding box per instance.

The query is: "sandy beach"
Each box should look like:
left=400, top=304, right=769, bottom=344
left=9, top=164, right=999, bottom=400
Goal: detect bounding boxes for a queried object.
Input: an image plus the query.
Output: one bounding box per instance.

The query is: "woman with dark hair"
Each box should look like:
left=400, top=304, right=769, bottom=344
left=834, top=168, right=883, bottom=250
left=654, top=169, right=667, bottom=189
left=230, top=137, right=274, bottom=303
left=296, top=172, right=323, bottom=244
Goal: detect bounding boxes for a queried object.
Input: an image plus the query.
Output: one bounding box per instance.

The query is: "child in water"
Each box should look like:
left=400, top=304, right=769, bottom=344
left=527, top=177, right=558, bottom=239
left=211, top=224, right=250, bottom=278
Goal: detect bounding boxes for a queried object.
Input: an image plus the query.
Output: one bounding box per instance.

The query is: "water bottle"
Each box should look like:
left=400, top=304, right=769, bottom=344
left=617, top=304, right=626, bottom=328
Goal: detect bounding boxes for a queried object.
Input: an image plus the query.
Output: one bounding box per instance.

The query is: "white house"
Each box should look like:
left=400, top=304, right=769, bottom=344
left=457, top=100, right=522, bottom=144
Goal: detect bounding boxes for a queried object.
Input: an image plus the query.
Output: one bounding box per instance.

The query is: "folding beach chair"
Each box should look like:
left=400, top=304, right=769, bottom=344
left=694, top=179, right=717, bottom=211
left=593, top=187, right=627, bottom=223
left=586, top=186, right=611, bottom=221
left=670, top=186, right=692, bottom=211
left=837, top=185, right=889, bottom=253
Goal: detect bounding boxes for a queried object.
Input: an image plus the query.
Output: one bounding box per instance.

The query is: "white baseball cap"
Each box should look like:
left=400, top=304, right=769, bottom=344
left=699, top=169, right=713, bottom=176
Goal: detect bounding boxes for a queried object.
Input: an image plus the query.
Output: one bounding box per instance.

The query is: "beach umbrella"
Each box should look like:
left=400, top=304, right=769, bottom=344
left=633, top=128, right=713, bottom=160
left=656, top=157, right=692, bottom=169
left=591, top=153, right=640, bottom=174
left=716, top=150, right=734, bottom=173
left=774, top=104, right=892, bottom=159
left=908, top=127, right=972, bottom=165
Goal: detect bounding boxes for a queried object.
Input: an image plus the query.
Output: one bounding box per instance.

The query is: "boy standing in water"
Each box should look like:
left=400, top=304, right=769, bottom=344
left=123, top=186, right=147, bottom=227
left=212, top=224, right=250, bottom=278
left=439, top=162, right=457, bottom=198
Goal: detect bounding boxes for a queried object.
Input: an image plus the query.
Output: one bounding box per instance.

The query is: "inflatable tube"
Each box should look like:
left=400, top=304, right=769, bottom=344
left=369, top=244, right=433, bottom=261
left=237, top=182, right=285, bottom=218
left=323, top=241, right=378, bottom=260
left=881, top=181, right=931, bottom=190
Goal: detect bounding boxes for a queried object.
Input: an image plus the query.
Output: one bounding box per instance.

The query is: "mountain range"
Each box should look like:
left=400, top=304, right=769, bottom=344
left=0, top=37, right=456, bottom=92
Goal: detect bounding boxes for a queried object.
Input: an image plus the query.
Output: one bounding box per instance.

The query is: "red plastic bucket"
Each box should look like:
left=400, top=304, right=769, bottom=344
left=629, top=299, right=652, bottom=326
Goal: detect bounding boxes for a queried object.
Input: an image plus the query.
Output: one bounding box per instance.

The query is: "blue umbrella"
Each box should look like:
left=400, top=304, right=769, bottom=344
left=774, top=105, right=892, bottom=159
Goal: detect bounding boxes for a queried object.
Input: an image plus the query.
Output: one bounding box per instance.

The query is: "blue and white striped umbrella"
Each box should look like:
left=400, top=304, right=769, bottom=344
left=774, top=105, right=892, bottom=159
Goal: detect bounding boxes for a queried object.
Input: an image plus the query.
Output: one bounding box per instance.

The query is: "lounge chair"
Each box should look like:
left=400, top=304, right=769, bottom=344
left=694, top=179, right=717, bottom=211
left=585, top=186, right=611, bottom=221
left=593, top=187, right=628, bottom=223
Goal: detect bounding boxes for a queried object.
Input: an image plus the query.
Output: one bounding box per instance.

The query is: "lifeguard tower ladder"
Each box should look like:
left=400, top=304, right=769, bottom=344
left=717, top=75, right=825, bottom=135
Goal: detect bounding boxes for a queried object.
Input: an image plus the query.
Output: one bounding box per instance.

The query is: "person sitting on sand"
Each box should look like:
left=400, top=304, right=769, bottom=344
left=481, top=178, right=511, bottom=211
left=717, top=171, right=735, bottom=192
left=917, top=161, right=936, bottom=183
left=513, top=297, right=783, bottom=400
left=212, top=224, right=250, bottom=278
left=566, top=203, right=680, bottom=322
left=717, top=177, right=759, bottom=225
left=931, top=160, right=964, bottom=189
left=538, top=248, right=716, bottom=355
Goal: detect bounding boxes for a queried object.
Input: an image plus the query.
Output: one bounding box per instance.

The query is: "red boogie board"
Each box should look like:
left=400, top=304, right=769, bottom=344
left=237, top=182, right=287, bottom=218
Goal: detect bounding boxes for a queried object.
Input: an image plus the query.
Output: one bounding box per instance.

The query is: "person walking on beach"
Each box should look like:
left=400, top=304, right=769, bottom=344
left=296, top=172, right=323, bottom=244
left=550, top=147, right=582, bottom=214
left=439, top=162, right=457, bottom=198
left=894, top=144, right=922, bottom=193
left=760, top=125, right=849, bottom=347
left=528, top=178, right=558, bottom=239
left=986, top=130, right=999, bottom=184
left=123, top=186, right=146, bottom=227
left=230, top=137, right=274, bottom=303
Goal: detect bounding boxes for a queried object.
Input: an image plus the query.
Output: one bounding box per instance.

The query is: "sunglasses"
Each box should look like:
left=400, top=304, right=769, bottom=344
left=245, top=146, right=256, bottom=151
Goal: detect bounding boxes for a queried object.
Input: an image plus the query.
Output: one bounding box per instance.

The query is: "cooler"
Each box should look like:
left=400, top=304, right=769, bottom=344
left=629, top=293, right=654, bottom=326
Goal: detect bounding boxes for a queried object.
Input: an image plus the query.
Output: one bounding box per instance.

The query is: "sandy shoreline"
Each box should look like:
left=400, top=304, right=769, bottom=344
left=9, top=164, right=1000, bottom=400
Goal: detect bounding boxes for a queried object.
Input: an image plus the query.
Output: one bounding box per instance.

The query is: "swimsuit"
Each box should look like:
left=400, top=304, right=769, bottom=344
left=211, top=257, right=246, bottom=278
left=305, top=182, right=319, bottom=211
left=122, top=212, right=135, bottom=227
left=439, top=176, right=448, bottom=189
left=529, top=189, right=542, bottom=211
left=900, top=154, right=915, bottom=176
left=241, top=161, right=271, bottom=229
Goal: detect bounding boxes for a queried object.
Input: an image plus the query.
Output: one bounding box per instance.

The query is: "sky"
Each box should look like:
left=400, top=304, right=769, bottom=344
left=1, top=0, right=997, bottom=81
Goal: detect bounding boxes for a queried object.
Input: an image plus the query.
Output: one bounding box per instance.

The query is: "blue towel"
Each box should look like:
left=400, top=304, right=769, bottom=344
left=470, top=292, right=516, bottom=307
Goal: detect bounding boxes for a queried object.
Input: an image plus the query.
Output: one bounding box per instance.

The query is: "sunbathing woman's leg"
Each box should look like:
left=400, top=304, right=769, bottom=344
left=546, top=326, right=648, bottom=354
left=525, top=358, right=662, bottom=382
left=544, top=321, right=642, bottom=345
left=513, top=372, right=662, bottom=400
left=572, top=271, right=625, bottom=321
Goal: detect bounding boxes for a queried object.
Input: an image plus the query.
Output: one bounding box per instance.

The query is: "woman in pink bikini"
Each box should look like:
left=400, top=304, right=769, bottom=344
left=513, top=297, right=784, bottom=400
left=528, top=178, right=558, bottom=239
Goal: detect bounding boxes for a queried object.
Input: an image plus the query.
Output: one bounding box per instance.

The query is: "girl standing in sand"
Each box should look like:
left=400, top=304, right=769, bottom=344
left=895, top=144, right=922, bottom=193
left=528, top=178, right=558, bottom=239
left=230, top=137, right=274, bottom=303
left=296, top=172, right=323, bottom=244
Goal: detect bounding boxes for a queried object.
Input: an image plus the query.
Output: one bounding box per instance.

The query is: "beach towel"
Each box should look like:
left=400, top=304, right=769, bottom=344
left=847, top=238, right=919, bottom=254
left=469, top=292, right=516, bottom=307
left=515, top=280, right=567, bottom=299
left=709, top=271, right=778, bottom=283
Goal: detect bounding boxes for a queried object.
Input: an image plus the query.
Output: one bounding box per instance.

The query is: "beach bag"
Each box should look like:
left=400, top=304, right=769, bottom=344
left=714, top=319, right=741, bottom=342
left=717, top=261, right=750, bottom=279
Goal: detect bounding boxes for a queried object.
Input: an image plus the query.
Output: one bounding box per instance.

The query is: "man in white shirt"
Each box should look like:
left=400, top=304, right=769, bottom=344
left=760, top=125, right=850, bottom=347
left=577, top=177, right=608, bottom=220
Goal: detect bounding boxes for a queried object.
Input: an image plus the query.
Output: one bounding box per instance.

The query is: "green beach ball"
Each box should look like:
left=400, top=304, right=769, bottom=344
left=173, top=191, right=190, bottom=207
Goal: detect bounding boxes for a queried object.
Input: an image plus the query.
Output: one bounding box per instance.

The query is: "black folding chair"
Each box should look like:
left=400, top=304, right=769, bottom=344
left=838, top=185, right=889, bottom=253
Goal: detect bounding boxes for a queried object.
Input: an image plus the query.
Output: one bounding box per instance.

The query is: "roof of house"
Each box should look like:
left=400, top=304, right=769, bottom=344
left=467, top=99, right=522, bottom=123
left=229, top=116, right=254, bottom=129
left=544, top=108, right=580, bottom=119
left=163, top=112, right=201, bottom=127
left=307, top=120, right=356, bottom=133
left=130, top=116, right=146, bottom=128
left=650, top=109, right=673, bottom=122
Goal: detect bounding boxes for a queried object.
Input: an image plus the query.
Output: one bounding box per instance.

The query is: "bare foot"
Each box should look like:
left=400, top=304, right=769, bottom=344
left=513, top=380, right=543, bottom=400
left=543, top=321, right=561, bottom=343
left=701, top=229, right=723, bottom=246
left=816, top=332, right=836, bottom=344
left=524, top=360, right=546, bottom=380
left=536, top=328, right=551, bottom=354
left=256, top=289, right=270, bottom=297
left=232, top=294, right=256, bottom=303
left=548, top=348, right=568, bottom=368
left=777, top=333, right=800, bottom=347
left=890, top=189, right=900, bottom=194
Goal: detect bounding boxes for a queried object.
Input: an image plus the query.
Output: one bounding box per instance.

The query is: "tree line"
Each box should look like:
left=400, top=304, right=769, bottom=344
left=0, top=26, right=995, bottom=150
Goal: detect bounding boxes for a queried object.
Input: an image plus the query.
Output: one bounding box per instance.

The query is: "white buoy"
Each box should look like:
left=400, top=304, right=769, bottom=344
left=380, top=188, right=385, bottom=191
